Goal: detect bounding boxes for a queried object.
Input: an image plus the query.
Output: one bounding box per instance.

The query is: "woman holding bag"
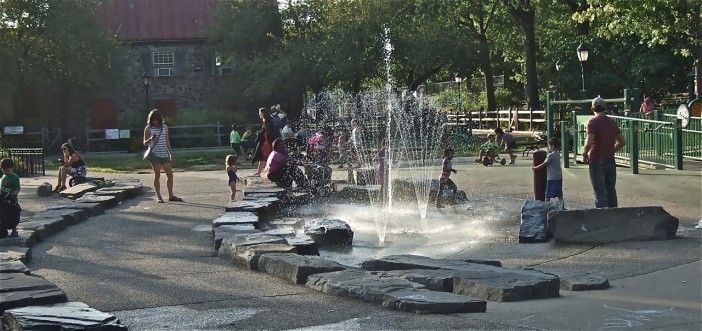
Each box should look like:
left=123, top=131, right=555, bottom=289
left=252, top=107, right=281, bottom=176
left=143, top=109, right=182, bottom=203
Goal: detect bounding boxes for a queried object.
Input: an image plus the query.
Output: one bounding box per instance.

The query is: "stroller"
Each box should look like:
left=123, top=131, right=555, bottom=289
left=304, top=131, right=336, bottom=196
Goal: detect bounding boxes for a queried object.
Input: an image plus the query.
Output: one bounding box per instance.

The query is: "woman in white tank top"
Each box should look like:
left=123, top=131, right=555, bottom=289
left=143, top=109, right=182, bottom=203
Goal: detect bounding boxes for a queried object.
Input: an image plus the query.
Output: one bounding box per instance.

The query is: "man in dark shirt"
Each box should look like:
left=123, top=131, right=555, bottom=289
left=582, top=96, right=626, bottom=208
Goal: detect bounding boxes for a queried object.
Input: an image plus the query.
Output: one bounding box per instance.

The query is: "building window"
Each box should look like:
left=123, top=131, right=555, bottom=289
left=153, top=51, right=175, bottom=66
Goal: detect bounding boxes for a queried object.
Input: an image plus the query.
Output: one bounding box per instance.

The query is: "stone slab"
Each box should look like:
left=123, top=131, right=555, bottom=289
left=258, top=253, right=346, bottom=284
left=336, top=185, right=378, bottom=202
left=91, top=188, right=126, bottom=201
left=0, top=230, right=36, bottom=248
left=32, top=209, right=88, bottom=226
left=212, top=212, right=260, bottom=228
left=303, top=218, right=354, bottom=247
left=452, top=266, right=560, bottom=302
left=217, top=233, right=286, bottom=260
left=243, top=187, right=286, bottom=197
left=59, top=183, right=98, bottom=200
left=2, top=302, right=127, bottom=330
left=0, top=273, right=67, bottom=313
left=0, top=247, right=30, bottom=263
left=110, top=183, right=144, bottom=198
left=75, top=194, right=121, bottom=209
left=525, top=268, right=610, bottom=291
left=263, top=228, right=297, bottom=237
left=268, top=218, right=305, bottom=227
left=225, top=199, right=277, bottom=214
left=233, top=244, right=297, bottom=270
left=548, top=206, right=679, bottom=244
left=285, top=236, right=319, bottom=256
left=371, top=269, right=457, bottom=292
left=382, top=289, right=487, bottom=314
left=361, top=255, right=502, bottom=271
left=0, top=260, right=29, bottom=275
left=46, top=202, right=105, bottom=216
left=213, top=225, right=259, bottom=251
left=519, top=200, right=557, bottom=243
left=306, top=269, right=425, bottom=303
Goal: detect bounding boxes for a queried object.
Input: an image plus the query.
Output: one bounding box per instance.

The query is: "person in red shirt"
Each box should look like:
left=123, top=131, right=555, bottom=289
left=582, top=96, right=626, bottom=208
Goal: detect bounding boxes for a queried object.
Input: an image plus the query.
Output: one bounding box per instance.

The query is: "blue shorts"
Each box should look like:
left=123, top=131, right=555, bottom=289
left=545, top=179, right=563, bottom=199
left=506, top=141, right=517, bottom=150
left=149, top=155, right=170, bottom=166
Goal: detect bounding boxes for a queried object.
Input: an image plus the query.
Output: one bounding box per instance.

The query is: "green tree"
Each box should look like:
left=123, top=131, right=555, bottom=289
left=0, top=0, right=120, bottom=132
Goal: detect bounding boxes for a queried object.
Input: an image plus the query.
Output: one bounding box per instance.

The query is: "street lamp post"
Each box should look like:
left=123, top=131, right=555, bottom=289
left=142, top=73, right=151, bottom=112
left=576, top=43, right=589, bottom=113
left=454, top=74, right=463, bottom=113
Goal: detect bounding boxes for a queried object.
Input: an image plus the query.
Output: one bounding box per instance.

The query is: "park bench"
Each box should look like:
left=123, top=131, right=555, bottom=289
left=516, top=136, right=547, bottom=157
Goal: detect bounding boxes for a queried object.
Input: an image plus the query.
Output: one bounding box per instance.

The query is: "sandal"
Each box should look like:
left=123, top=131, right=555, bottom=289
left=168, top=196, right=183, bottom=202
left=156, top=198, right=164, bottom=203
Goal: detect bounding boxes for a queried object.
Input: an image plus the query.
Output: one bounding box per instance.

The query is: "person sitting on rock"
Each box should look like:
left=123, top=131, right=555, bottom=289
left=55, top=142, right=86, bottom=192
left=265, top=139, right=308, bottom=190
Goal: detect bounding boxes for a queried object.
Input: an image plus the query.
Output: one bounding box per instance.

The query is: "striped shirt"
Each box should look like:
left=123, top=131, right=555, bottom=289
left=149, top=125, right=169, bottom=158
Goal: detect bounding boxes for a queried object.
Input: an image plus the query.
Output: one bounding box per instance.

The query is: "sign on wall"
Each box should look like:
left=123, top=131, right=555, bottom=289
left=105, top=129, right=120, bottom=140
left=3, top=126, right=24, bottom=135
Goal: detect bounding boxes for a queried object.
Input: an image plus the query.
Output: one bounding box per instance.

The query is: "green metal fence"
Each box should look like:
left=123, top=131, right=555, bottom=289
left=660, top=113, right=702, bottom=161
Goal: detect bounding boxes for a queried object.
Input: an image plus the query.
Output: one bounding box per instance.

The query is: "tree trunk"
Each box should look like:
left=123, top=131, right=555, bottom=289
left=477, top=34, right=497, bottom=113
left=696, top=46, right=702, bottom=99
left=520, top=8, right=539, bottom=111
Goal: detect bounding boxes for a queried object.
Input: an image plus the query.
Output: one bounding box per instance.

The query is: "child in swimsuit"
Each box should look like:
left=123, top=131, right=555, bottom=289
left=226, top=155, right=239, bottom=202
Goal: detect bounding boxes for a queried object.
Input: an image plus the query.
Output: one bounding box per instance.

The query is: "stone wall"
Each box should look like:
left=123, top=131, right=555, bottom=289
left=102, top=42, right=227, bottom=127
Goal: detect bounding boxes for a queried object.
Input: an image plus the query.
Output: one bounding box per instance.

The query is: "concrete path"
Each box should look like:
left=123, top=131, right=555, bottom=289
left=20, top=159, right=701, bottom=330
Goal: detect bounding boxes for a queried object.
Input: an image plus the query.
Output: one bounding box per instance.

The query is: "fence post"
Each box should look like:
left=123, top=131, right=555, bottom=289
left=630, top=120, right=639, bottom=174
left=673, top=118, right=683, bottom=170
left=545, top=91, right=553, bottom=139
left=217, top=121, right=223, bottom=146
left=478, top=107, right=483, bottom=129
left=623, top=88, right=630, bottom=115
left=561, top=121, right=569, bottom=168
left=508, top=108, right=513, bottom=131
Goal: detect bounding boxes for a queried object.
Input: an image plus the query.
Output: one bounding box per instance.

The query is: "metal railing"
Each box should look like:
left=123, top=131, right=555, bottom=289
left=445, top=108, right=546, bottom=131
left=1, top=148, right=45, bottom=176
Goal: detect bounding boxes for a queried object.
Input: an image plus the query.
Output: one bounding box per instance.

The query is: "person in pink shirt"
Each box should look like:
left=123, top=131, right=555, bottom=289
left=266, top=139, right=308, bottom=189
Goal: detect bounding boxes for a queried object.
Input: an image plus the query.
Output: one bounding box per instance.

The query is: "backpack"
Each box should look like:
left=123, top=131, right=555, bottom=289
left=270, top=112, right=283, bottom=130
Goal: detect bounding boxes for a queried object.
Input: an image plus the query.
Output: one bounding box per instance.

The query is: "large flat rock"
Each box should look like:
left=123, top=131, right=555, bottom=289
left=233, top=244, right=297, bottom=270
left=213, top=225, right=259, bottom=251
left=284, top=236, right=319, bottom=256
left=99, top=184, right=143, bottom=199
left=91, top=188, right=126, bottom=201
left=548, top=206, right=679, bottom=244
left=2, top=301, right=127, bottom=330
left=225, top=199, right=278, bottom=215
left=31, top=209, right=88, bottom=226
left=525, top=268, right=609, bottom=291
left=258, top=253, right=346, bottom=284
left=519, top=200, right=557, bottom=243
left=244, top=187, right=286, bottom=197
left=47, top=203, right=104, bottom=216
left=0, top=230, right=36, bottom=248
left=452, top=266, right=560, bottom=302
left=306, top=269, right=425, bottom=303
left=0, top=247, right=30, bottom=263
left=59, top=183, right=98, bottom=199
left=303, top=218, right=353, bottom=247
left=382, top=289, right=487, bottom=314
left=0, top=260, right=29, bottom=275
left=75, top=193, right=121, bottom=209
left=212, top=212, right=260, bottom=228
left=217, top=233, right=286, bottom=259
left=370, top=269, right=457, bottom=292
left=0, top=273, right=67, bottom=313
left=361, top=255, right=502, bottom=271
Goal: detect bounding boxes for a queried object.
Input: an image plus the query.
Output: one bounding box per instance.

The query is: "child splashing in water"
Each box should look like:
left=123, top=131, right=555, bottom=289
left=436, top=148, right=458, bottom=208
left=226, top=155, right=239, bottom=202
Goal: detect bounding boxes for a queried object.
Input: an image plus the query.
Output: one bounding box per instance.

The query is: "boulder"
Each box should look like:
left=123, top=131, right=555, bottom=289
left=0, top=247, right=30, bottom=263
left=0, top=273, right=67, bottom=313
left=36, top=183, right=53, bottom=197
left=428, top=180, right=467, bottom=204
left=519, top=200, right=558, bottom=243
left=233, top=244, right=297, bottom=270
left=59, top=183, right=98, bottom=200
left=303, top=219, right=353, bottom=247
left=382, top=289, right=487, bottom=314
left=75, top=193, right=120, bottom=209
left=361, top=255, right=502, bottom=271
left=213, top=225, right=259, bottom=251
left=0, top=260, right=29, bottom=274
left=2, top=301, right=127, bottom=330
left=452, top=266, right=559, bottom=302
left=336, top=185, right=378, bottom=202
left=212, top=212, right=259, bottom=228
left=258, top=253, right=346, bottom=284
left=524, top=268, right=610, bottom=291
left=285, top=236, right=319, bottom=256
left=47, top=203, right=104, bottom=217
left=217, top=233, right=286, bottom=260
left=548, top=206, right=679, bottom=244
left=370, top=269, right=457, bottom=292
left=306, top=269, right=424, bottom=303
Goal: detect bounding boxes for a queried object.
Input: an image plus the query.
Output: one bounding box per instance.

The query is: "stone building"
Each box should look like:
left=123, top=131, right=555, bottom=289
left=93, top=0, right=229, bottom=129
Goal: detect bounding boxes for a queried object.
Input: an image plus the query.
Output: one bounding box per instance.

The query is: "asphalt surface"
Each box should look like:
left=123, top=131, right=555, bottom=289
left=20, top=158, right=702, bottom=330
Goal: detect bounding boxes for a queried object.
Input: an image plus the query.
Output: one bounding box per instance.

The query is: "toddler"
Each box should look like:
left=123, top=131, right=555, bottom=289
left=437, top=148, right=458, bottom=208
left=226, top=155, right=239, bottom=202
left=532, top=138, right=564, bottom=209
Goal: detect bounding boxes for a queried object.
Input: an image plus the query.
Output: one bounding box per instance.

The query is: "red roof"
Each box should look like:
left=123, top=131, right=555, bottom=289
left=97, top=0, right=219, bottom=42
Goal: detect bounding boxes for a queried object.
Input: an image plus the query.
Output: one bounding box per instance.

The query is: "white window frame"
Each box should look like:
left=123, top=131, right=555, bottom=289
left=152, top=51, right=175, bottom=66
